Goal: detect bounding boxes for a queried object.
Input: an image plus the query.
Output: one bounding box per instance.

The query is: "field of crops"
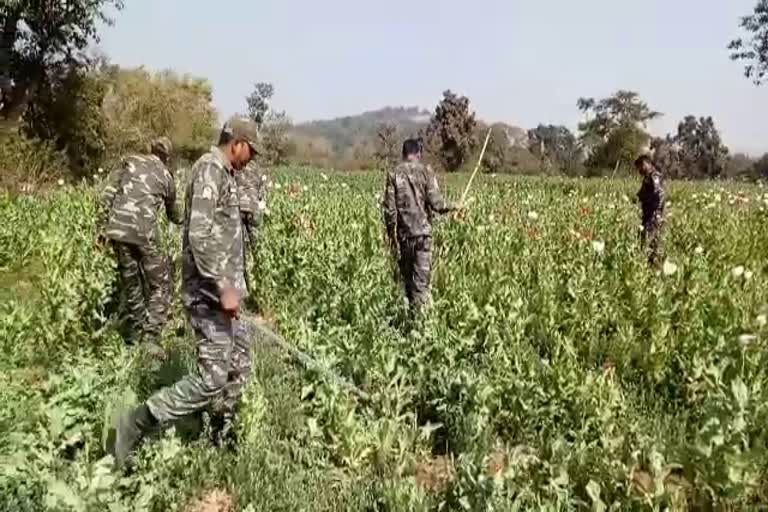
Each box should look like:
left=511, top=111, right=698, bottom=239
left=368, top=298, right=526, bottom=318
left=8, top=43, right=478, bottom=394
left=3, top=169, right=768, bottom=511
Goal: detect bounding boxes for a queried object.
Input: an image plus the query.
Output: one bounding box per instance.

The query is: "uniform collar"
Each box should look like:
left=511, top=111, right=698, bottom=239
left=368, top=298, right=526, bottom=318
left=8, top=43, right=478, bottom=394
left=210, top=145, right=234, bottom=173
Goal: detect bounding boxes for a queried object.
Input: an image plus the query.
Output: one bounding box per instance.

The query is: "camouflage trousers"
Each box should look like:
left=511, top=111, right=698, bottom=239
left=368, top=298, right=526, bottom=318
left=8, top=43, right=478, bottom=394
left=398, top=236, right=433, bottom=308
left=641, top=219, right=664, bottom=266
left=145, top=302, right=252, bottom=423
left=113, top=241, right=171, bottom=341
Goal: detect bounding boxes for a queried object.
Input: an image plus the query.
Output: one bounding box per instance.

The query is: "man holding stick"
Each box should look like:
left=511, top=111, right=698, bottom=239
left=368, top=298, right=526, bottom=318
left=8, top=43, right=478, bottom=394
left=111, top=119, right=259, bottom=467
left=382, top=138, right=462, bottom=310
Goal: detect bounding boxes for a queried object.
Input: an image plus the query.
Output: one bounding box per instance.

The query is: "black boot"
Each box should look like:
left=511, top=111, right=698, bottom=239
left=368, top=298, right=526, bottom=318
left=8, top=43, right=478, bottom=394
left=112, top=403, right=158, bottom=468
left=207, top=412, right=237, bottom=448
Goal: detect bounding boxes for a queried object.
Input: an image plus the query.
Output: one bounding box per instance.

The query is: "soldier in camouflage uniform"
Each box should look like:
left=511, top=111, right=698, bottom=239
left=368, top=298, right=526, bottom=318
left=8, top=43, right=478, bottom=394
left=635, top=155, right=666, bottom=266
left=382, top=138, right=460, bottom=309
left=237, top=160, right=268, bottom=248
left=112, top=120, right=259, bottom=467
left=98, top=137, right=181, bottom=348
left=236, top=160, right=268, bottom=296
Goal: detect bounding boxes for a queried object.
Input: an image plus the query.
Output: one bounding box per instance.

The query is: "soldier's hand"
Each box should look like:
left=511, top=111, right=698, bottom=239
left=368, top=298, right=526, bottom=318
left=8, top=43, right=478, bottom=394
left=451, top=203, right=467, bottom=221
left=220, top=286, right=240, bottom=318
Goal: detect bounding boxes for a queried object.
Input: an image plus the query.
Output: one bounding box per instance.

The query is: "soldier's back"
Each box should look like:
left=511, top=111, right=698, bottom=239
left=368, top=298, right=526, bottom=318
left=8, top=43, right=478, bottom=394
left=391, top=161, right=432, bottom=239
left=106, top=154, right=172, bottom=246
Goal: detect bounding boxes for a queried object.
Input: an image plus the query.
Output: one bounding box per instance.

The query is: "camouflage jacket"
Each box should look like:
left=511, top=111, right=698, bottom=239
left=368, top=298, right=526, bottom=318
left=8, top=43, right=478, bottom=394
left=383, top=161, right=455, bottom=242
left=100, top=154, right=182, bottom=246
left=181, top=146, right=246, bottom=307
left=637, top=170, right=666, bottom=226
left=236, top=161, right=268, bottom=233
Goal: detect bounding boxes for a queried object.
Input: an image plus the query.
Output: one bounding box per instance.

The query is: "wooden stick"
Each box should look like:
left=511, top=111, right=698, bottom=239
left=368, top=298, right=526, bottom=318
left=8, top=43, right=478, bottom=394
left=461, top=128, right=493, bottom=205
left=242, top=315, right=371, bottom=402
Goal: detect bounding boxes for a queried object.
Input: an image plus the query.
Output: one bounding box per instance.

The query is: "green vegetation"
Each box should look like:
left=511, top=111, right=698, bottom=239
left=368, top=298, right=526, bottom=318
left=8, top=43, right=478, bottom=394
left=3, top=171, right=768, bottom=510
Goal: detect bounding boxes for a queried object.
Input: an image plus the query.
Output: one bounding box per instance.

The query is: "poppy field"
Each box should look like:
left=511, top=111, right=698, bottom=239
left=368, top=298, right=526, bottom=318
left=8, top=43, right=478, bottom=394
left=3, top=170, right=768, bottom=511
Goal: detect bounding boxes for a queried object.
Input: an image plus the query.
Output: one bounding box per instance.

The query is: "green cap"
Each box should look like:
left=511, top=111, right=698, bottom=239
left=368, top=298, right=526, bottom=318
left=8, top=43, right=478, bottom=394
left=221, top=118, right=261, bottom=155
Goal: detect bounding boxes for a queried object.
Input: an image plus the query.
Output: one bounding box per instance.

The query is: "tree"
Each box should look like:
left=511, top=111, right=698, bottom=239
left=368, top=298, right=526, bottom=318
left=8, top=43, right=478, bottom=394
left=481, top=124, right=512, bottom=174
left=260, top=110, right=294, bottom=166
left=650, top=117, right=730, bottom=180
left=246, top=82, right=274, bottom=127
left=244, top=82, right=293, bottom=166
left=754, top=153, right=768, bottom=178
left=528, top=124, right=582, bottom=175
left=650, top=136, right=684, bottom=179
left=19, top=62, right=108, bottom=177
left=577, top=90, right=661, bottom=173
left=729, top=0, right=768, bottom=84
left=423, top=90, right=478, bottom=172
left=101, top=66, right=218, bottom=164
left=373, top=122, right=399, bottom=170
left=0, top=0, right=123, bottom=120
left=726, top=152, right=756, bottom=179
left=674, top=116, right=729, bottom=179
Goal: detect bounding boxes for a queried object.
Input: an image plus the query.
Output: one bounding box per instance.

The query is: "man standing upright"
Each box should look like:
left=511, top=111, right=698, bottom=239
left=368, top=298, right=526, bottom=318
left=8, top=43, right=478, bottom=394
left=382, top=138, right=460, bottom=309
left=635, top=154, right=666, bottom=266
left=99, top=137, right=181, bottom=352
left=112, top=119, right=259, bottom=467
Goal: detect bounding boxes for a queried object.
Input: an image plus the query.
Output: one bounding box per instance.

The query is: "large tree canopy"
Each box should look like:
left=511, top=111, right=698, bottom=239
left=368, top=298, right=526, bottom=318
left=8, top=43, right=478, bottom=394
left=729, top=0, right=768, bottom=84
left=577, top=90, right=661, bottom=172
left=423, top=90, right=478, bottom=172
left=0, top=0, right=123, bottom=120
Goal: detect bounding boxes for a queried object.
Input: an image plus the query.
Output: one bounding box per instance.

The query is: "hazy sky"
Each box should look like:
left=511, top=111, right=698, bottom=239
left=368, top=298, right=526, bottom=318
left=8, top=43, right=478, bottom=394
left=100, top=0, right=767, bottom=154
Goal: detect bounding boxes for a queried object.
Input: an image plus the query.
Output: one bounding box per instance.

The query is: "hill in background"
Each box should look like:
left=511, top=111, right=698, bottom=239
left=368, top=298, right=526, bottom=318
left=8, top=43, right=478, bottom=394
left=291, top=106, right=431, bottom=158
left=290, top=106, right=528, bottom=159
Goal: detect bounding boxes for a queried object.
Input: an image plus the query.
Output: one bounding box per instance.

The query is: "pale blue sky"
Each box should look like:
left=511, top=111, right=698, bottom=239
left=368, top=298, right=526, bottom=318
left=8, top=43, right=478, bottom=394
left=100, top=0, right=767, bottom=154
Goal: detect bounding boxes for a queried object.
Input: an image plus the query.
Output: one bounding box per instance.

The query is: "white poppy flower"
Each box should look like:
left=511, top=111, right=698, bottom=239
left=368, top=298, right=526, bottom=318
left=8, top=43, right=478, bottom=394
left=662, top=260, right=678, bottom=276
left=97, top=167, right=104, bottom=174
left=745, top=271, right=754, bottom=281
left=732, top=266, right=745, bottom=278
left=592, top=240, right=605, bottom=254
left=257, top=200, right=267, bottom=211
left=488, top=214, right=496, bottom=223
left=302, top=185, right=309, bottom=192
left=527, top=211, right=539, bottom=220
left=739, top=334, right=757, bottom=347
left=57, top=179, right=65, bottom=186
left=694, top=246, right=704, bottom=255
left=757, top=315, right=767, bottom=328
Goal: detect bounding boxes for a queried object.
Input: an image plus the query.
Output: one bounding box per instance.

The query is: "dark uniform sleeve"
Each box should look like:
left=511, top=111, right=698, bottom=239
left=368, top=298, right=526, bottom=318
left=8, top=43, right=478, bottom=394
left=425, top=166, right=455, bottom=215
left=164, top=172, right=183, bottom=225
left=383, top=169, right=398, bottom=243
left=188, top=163, right=230, bottom=291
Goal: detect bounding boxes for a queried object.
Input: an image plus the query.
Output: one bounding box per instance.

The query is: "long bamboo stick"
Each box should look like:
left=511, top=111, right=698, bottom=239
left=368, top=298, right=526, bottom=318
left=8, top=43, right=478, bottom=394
left=460, top=128, right=493, bottom=205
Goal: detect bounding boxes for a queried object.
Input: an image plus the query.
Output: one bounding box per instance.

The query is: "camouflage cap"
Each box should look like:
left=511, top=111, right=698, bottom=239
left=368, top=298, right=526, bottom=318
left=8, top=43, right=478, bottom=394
left=151, top=136, right=173, bottom=157
left=221, top=118, right=261, bottom=155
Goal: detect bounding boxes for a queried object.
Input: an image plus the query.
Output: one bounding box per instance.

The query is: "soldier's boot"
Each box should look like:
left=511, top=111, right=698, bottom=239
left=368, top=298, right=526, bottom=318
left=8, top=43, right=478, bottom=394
left=207, top=412, right=237, bottom=448
left=113, top=403, right=158, bottom=468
